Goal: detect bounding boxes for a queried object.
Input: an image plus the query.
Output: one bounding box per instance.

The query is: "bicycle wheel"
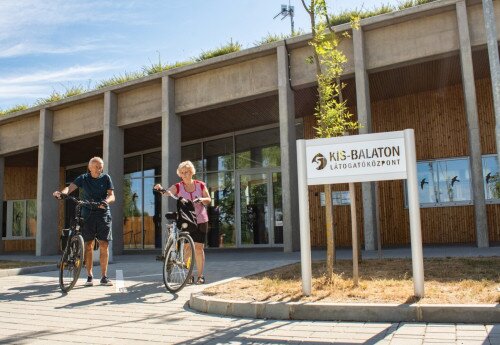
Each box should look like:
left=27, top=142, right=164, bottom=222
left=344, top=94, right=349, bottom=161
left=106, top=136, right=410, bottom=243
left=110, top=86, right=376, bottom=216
left=59, top=234, right=84, bottom=293
left=163, top=234, right=195, bottom=293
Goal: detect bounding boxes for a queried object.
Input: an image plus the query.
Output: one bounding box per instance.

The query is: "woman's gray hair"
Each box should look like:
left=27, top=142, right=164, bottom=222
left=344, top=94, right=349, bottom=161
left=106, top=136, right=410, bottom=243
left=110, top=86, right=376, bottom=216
left=177, top=160, right=196, bottom=176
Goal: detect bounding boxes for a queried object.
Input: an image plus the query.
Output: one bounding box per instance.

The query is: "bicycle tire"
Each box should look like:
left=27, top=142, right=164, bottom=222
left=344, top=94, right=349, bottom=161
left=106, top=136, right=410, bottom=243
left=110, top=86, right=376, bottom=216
left=59, top=234, right=84, bottom=293
left=163, top=234, right=195, bottom=293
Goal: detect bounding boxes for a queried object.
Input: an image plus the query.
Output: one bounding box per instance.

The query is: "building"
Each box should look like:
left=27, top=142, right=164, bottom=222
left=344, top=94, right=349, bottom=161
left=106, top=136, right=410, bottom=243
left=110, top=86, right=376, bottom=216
left=1, top=0, right=499, bottom=256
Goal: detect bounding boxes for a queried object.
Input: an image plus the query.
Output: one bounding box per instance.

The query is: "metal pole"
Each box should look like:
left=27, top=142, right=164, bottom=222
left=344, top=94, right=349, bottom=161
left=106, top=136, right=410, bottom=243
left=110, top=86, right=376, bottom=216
left=349, top=183, right=359, bottom=286
left=482, top=0, right=500, bottom=168
left=297, top=139, right=312, bottom=296
left=404, top=129, right=425, bottom=298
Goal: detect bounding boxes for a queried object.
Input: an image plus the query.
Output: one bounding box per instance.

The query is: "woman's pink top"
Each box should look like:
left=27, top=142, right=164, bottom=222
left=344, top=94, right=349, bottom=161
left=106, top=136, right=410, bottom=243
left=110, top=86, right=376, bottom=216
left=175, top=180, right=209, bottom=224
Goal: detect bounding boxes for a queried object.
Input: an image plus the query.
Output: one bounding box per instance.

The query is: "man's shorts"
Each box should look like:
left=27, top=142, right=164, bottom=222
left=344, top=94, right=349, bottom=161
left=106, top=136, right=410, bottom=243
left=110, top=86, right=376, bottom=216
left=82, top=210, right=112, bottom=242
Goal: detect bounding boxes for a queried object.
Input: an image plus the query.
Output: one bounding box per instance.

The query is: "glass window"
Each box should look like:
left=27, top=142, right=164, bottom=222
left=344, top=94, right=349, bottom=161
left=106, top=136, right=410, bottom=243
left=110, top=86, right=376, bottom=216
left=143, top=151, right=161, bottom=177
left=436, top=159, right=471, bottom=203
left=12, top=201, right=25, bottom=237
left=204, top=137, right=233, bottom=172
left=65, top=166, right=87, bottom=184
left=181, top=144, right=203, bottom=175
left=235, top=128, right=280, bottom=169
left=405, top=157, right=472, bottom=207
left=320, top=191, right=351, bottom=206
left=483, top=155, right=500, bottom=201
left=417, top=162, right=438, bottom=204
left=205, top=172, right=235, bottom=248
left=2, top=201, right=7, bottom=237
left=25, top=200, right=37, bottom=237
left=124, top=155, right=142, bottom=179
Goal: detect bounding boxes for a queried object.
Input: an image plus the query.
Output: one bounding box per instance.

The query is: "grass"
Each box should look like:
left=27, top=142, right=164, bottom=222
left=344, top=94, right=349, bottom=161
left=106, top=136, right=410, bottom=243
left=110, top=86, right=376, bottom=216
left=204, top=257, right=500, bottom=304
left=0, top=260, right=54, bottom=269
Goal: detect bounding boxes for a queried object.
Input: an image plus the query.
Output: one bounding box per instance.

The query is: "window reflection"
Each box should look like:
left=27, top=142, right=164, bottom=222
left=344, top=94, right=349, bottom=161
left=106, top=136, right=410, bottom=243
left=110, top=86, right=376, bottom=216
left=205, top=172, right=235, bottom=247
left=483, top=155, right=500, bottom=201
left=407, top=157, right=472, bottom=207
left=124, top=156, right=142, bottom=179
left=236, top=128, right=280, bottom=168
left=143, top=151, right=161, bottom=177
left=204, top=137, right=233, bottom=172
left=181, top=144, right=203, bottom=174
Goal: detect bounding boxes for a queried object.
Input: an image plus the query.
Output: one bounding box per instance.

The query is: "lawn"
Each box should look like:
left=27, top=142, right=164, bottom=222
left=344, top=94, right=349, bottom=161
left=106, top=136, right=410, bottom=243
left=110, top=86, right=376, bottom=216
left=0, top=260, right=54, bottom=270
left=204, top=257, right=500, bottom=304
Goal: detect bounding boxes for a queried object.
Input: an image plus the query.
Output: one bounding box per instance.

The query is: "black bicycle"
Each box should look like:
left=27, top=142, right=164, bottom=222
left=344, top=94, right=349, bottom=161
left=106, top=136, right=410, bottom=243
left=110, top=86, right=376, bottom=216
left=154, top=189, right=196, bottom=293
left=57, top=194, right=101, bottom=293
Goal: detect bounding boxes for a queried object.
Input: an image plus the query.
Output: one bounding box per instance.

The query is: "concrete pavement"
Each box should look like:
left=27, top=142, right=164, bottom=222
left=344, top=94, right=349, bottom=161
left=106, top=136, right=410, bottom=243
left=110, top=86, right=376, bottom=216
left=0, top=247, right=499, bottom=344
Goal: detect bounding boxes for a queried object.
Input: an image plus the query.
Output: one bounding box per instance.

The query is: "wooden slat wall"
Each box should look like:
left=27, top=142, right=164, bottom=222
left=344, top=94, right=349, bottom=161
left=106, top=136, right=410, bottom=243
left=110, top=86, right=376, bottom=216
left=305, top=78, right=499, bottom=247
left=4, top=239, right=35, bottom=251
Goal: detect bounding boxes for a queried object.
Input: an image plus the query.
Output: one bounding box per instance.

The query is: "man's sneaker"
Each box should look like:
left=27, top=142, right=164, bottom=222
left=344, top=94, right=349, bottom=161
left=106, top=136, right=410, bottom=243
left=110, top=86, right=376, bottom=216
left=85, top=276, right=93, bottom=286
left=100, top=276, right=113, bottom=286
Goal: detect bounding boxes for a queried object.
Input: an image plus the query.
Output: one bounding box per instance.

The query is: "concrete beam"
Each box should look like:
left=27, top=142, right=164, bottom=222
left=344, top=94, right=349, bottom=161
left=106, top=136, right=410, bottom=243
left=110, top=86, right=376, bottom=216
left=161, top=77, right=181, bottom=249
left=456, top=0, right=489, bottom=247
left=277, top=44, right=300, bottom=252
left=0, top=157, right=4, bottom=253
left=36, top=109, right=60, bottom=256
left=353, top=27, right=378, bottom=251
left=481, top=0, right=500, bottom=170
left=103, top=91, right=124, bottom=256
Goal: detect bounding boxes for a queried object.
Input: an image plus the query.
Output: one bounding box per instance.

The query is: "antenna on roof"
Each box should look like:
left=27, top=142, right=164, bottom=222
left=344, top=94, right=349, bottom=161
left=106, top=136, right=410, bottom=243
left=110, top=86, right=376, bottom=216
left=273, top=0, right=295, bottom=35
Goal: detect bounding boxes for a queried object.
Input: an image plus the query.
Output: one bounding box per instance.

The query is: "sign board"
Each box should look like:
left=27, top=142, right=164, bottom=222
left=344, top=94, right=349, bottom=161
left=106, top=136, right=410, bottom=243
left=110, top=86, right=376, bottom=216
left=296, top=129, right=424, bottom=298
left=306, top=131, right=407, bottom=185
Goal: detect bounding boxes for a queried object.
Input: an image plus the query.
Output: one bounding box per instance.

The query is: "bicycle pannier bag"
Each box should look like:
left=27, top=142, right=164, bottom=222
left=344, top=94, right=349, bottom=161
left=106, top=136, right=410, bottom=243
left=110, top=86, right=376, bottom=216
left=60, top=229, right=70, bottom=251
left=176, top=197, right=198, bottom=233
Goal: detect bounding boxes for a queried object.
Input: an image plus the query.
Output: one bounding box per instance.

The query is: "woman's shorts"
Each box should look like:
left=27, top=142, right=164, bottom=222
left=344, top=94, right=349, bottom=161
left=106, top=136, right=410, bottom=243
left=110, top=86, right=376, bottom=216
left=189, top=222, right=208, bottom=244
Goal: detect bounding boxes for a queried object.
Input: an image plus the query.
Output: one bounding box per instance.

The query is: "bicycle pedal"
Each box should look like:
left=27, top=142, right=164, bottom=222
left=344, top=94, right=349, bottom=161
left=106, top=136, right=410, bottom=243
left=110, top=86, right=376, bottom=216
left=155, top=255, right=165, bottom=262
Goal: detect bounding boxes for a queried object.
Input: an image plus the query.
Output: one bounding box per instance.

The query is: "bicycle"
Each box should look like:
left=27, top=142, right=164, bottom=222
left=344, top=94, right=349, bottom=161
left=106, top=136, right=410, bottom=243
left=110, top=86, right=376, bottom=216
left=56, top=194, right=101, bottom=293
left=154, top=188, right=196, bottom=293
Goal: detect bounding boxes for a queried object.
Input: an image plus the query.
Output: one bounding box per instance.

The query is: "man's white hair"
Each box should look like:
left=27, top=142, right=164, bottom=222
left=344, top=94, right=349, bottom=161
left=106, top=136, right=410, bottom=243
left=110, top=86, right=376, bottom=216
left=89, top=156, right=104, bottom=165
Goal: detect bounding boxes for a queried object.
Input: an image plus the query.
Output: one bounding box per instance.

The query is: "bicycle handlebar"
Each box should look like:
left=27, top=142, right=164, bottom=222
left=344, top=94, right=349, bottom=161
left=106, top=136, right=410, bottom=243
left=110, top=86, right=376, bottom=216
left=152, top=188, right=202, bottom=204
left=56, top=194, right=103, bottom=208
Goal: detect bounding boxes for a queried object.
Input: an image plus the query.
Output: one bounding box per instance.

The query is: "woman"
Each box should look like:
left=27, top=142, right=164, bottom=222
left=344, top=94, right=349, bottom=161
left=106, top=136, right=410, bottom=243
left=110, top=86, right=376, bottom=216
left=154, top=160, right=211, bottom=284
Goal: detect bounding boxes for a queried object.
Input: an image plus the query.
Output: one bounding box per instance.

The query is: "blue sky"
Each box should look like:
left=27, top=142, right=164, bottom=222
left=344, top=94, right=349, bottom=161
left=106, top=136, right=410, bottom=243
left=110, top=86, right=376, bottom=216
left=0, top=0, right=403, bottom=110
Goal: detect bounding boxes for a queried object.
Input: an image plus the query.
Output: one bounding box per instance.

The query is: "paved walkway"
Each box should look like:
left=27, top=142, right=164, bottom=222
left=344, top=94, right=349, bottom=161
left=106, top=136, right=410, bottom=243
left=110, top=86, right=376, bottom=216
left=0, top=246, right=499, bottom=344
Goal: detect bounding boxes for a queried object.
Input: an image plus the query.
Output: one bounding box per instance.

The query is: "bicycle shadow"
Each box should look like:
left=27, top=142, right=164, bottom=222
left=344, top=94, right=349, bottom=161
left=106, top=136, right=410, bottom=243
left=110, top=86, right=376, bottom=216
left=53, top=280, right=183, bottom=309
left=0, top=281, right=66, bottom=303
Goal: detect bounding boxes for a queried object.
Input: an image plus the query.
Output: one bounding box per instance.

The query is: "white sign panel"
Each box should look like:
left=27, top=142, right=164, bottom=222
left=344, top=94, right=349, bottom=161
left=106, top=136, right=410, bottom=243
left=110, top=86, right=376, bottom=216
left=305, top=131, right=407, bottom=185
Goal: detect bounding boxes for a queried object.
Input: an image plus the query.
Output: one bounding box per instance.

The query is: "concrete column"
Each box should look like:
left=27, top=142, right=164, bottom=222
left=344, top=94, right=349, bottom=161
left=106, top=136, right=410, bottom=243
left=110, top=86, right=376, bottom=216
left=353, top=27, right=378, bottom=251
left=103, top=91, right=124, bottom=257
left=161, top=76, right=181, bottom=249
left=0, top=156, right=4, bottom=253
left=457, top=1, right=489, bottom=247
left=481, top=0, right=500, bottom=168
left=277, top=44, right=300, bottom=252
left=36, top=109, right=60, bottom=256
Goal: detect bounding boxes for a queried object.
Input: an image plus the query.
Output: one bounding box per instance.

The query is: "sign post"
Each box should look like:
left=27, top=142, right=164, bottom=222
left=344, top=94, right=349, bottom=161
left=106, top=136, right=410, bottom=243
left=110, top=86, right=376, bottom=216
left=297, top=129, right=424, bottom=297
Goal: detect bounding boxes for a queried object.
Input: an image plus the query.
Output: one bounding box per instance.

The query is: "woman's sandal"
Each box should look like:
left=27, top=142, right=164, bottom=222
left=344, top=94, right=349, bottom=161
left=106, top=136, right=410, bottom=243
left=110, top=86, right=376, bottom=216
left=188, top=276, right=195, bottom=284
left=196, top=276, right=205, bottom=284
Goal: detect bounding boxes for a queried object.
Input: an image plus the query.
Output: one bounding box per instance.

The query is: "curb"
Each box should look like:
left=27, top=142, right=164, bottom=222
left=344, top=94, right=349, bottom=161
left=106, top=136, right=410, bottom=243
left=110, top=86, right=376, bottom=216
left=189, top=293, right=500, bottom=323
left=0, top=264, right=58, bottom=278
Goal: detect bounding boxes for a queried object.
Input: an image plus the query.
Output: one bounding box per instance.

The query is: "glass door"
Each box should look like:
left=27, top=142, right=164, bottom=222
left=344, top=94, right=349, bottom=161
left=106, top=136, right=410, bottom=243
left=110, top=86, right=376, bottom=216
left=238, top=172, right=269, bottom=245
left=236, top=169, right=282, bottom=246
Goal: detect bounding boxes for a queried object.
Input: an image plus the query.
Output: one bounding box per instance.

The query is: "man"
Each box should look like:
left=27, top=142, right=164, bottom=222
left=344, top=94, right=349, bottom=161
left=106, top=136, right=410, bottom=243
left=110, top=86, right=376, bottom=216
left=53, top=156, right=115, bottom=286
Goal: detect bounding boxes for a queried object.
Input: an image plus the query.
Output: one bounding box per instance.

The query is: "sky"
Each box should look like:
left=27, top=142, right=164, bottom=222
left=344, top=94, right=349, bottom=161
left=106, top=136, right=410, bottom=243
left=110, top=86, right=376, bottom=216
left=0, top=0, right=405, bottom=110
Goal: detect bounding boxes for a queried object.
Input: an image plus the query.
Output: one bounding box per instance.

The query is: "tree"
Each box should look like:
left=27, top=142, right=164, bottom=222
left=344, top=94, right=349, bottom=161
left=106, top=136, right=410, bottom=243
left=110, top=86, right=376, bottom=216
left=301, top=0, right=360, bottom=278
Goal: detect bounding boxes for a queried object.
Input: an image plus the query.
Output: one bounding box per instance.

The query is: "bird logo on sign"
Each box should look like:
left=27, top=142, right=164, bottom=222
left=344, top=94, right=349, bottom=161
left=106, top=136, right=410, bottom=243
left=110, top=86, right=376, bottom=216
left=312, top=153, right=327, bottom=170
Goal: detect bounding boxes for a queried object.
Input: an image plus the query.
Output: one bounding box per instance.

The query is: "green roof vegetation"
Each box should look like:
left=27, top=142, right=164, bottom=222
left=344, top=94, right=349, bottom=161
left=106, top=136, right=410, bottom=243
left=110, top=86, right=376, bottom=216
left=195, top=40, right=242, bottom=62
left=0, top=0, right=439, bottom=116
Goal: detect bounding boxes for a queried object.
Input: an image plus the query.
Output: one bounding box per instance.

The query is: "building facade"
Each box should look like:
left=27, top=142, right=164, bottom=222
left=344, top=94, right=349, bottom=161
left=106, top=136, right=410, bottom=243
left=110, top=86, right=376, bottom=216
left=0, top=0, right=499, bottom=255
